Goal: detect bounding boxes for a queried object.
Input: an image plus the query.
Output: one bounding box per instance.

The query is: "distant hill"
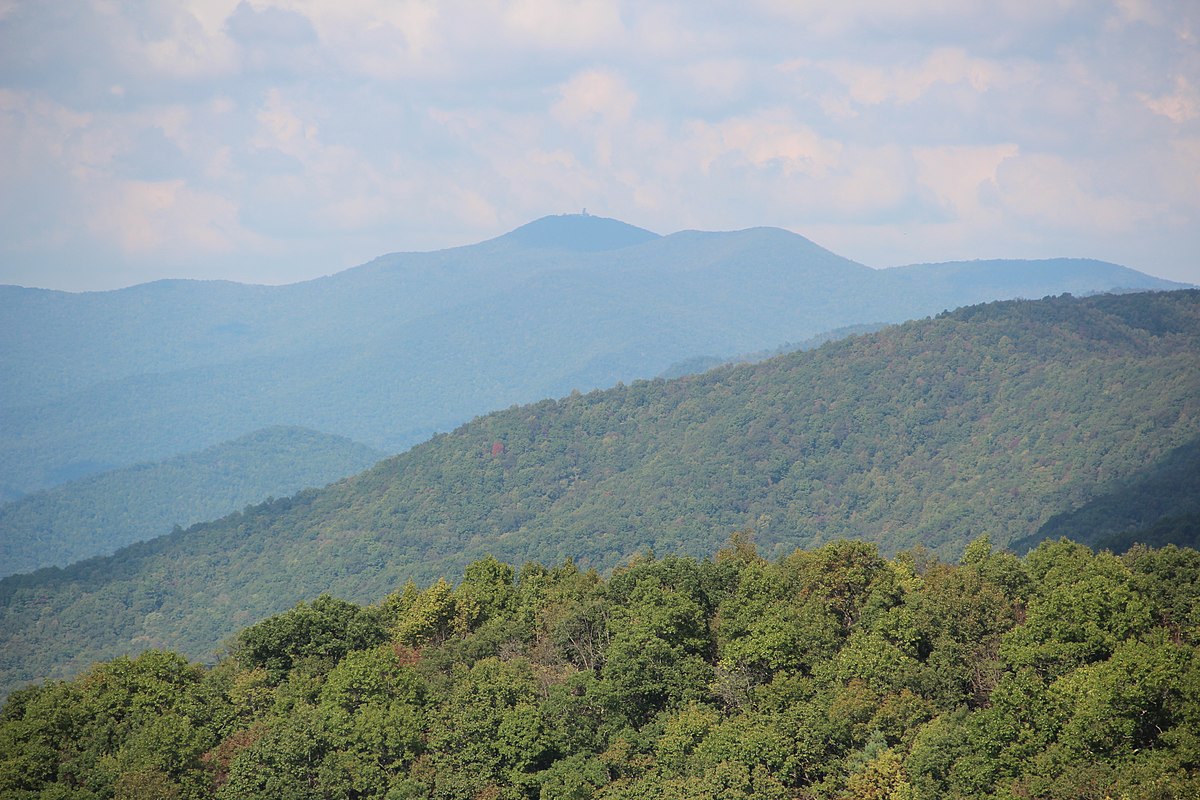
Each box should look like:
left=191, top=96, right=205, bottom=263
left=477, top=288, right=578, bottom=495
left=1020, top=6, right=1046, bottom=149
left=657, top=323, right=889, bottom=379
left=0, top=427, right=382, bottom=577
left=1096, top=513, right=1200, bottom=552
left=876, top=257, right=1184, bottom=297
left=0, top=215, right=1187, bottom=498
left=1, top=289, right=1196, bottom=695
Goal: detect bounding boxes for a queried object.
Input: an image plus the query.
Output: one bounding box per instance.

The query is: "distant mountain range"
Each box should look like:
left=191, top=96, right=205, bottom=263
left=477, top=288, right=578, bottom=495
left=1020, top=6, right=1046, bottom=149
left=2, top=289, right=1195, bottom=696
left=0, top=214, right=1187, bottom=499
left=0, top=426, right=383, bottom=578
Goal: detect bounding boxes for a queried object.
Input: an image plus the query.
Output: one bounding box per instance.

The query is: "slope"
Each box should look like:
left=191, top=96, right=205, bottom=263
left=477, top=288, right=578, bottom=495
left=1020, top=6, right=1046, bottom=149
left=0, top=216, right=1186, bottom=497
left=1, top=289, right=1197, bottom=695
left=0, top=427, right=384, bottom=577
left=1011, top=433, right=1200, bottom=554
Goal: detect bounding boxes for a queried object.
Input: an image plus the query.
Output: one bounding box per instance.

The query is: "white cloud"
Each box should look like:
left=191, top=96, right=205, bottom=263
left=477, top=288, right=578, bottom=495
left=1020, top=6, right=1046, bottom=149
left=189, top=0, right=244, bottom=36
left=251, top=88, right=319, bottom=158
left=824, top=48, right=1031, bottom=106
left=294, top=0, right=440, bottom=78
left=1141, top=75, right=1200, bottom=122
left=502, top=0, right=624, bottom=50
left=1109, top=0, right=1162, bottom=26
left=1, top=0, right=1199, bottom=288
left=624, top=4, right=718, bottom=59
left=746, top=0, right=1095, bottom=43
left=913, top=143, right=1020, bottom=218
left=987, top=152, right=1159, bottom=233
left=673, top=58, right=751, bottom=107
left=685, top=112, right=842, bottom=178
left=552, top=70, right=638, bottom=126
left=111, top=2, right=240, bottom=81
left=551, top=70, right=639, bottom=168
left=84, top=179, right=258, bottom=255
left=0, top=90, right=91, bottom=177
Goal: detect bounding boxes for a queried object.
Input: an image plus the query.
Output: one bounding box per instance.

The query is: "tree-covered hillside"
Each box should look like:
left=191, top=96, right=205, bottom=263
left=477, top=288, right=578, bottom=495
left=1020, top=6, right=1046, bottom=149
left=3, top=539, right=1198, bottom=799
left=0, top=427, right=383, bottom=578
left=1, top=215, right=1185, bottom=498
left=1013, top=433, right=1200, bottom=555
left=0, top=289, right=1196, bottom=696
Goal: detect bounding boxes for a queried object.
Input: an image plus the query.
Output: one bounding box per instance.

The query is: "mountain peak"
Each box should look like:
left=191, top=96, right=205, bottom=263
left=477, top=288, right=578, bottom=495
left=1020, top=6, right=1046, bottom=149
left=492, top=213, right=660, bottom=252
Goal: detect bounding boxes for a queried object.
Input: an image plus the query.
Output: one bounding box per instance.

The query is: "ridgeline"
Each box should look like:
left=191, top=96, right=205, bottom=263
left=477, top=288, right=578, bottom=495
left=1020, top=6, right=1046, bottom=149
left=2, top=215, right=1185, bottom=499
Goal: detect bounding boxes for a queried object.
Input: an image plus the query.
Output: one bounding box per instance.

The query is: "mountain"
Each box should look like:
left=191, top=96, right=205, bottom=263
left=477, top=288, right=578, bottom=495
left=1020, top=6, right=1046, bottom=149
left=1, top=289, right=1196, bottom=696
left=875, top=257, right=1185, bottom=304
left=0, top=215, right=1186, bottom=499
left=0, top=427, right=383, bottom=578
left=1096, top=513, right=1200, bottom=552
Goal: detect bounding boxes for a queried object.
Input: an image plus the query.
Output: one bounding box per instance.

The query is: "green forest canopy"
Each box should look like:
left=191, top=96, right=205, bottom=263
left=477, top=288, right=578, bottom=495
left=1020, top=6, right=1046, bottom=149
left=2, top=538, right=1198, bottom=799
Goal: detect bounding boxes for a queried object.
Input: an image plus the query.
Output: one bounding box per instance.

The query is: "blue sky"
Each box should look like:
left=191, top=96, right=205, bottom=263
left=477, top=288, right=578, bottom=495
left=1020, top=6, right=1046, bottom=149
left=1, top=0, right=1197, bottom=290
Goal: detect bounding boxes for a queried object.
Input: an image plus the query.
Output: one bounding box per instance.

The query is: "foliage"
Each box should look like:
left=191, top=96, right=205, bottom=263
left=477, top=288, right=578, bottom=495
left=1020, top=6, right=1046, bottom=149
left=1014, top=432, right=1200, bottom=554
left=3, top=540, right=1199, bottom=799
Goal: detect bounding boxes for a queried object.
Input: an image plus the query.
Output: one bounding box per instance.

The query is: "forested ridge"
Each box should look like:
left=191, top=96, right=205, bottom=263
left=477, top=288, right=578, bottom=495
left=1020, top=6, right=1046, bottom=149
left=0, top=427, right=383, bottom=577
left=2, top=214, right=1184, bottom=499
left=1, top=289, right=1198, bottom=697
left=3, top=538, right=1198, bottom=799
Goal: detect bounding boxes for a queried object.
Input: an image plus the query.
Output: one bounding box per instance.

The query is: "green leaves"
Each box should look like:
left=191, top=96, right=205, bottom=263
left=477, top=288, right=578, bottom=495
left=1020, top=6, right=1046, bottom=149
left=234, top=594, right=389, bottom=681
left=1003, top=542, right=1153, bottom=678
left=5, top=542, right=1200, bottom=799
left=1052, top=633, right=1190, bottom=758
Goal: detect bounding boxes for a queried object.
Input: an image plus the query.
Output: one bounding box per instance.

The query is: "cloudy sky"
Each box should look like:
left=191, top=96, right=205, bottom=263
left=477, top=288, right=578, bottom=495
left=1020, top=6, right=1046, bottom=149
left=1, top=0, right=1197, bottom=291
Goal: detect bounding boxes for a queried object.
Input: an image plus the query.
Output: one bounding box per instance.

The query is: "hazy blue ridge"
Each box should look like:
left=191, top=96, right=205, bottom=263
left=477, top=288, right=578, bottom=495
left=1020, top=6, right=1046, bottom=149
left=0, top=215, right=1188, bottom=497
left=0, top=426, right=383, bottom=578
left=488, top=213, right=660, bottom=251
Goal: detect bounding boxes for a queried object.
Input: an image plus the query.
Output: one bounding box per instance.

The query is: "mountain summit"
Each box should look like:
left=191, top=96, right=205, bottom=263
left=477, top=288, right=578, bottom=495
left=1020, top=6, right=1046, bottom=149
left=490, top=213, right=660, bottom=252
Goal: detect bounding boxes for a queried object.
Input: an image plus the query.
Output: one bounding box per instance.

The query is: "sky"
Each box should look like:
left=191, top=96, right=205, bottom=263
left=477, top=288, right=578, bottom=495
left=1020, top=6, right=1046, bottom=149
left=0, top=0, right=1197, bottom=291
